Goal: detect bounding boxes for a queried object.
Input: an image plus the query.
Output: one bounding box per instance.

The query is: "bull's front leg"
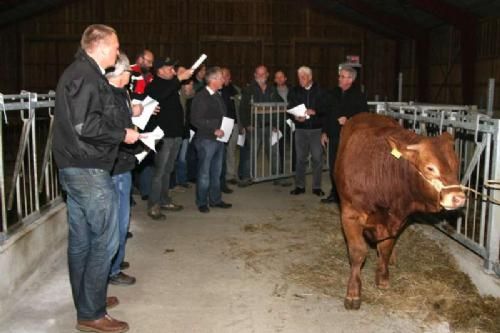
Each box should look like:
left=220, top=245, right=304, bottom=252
left=341, top=210, right=367, bottom=310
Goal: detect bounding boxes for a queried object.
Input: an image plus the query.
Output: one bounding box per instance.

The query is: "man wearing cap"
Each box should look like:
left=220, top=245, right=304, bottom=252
left=144, top=57, right=193, bottom=219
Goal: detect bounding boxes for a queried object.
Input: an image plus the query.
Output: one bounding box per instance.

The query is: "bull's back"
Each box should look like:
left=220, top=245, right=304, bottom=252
left=335, top=113, right=414, bottom=210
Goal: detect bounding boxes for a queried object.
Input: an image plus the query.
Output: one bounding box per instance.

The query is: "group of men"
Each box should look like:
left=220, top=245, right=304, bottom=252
left=52, top=24, right=368, bottom=333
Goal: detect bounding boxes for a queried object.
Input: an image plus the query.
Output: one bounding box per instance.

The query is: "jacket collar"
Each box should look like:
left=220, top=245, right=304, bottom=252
left=75, top=48, right=107, bottom=78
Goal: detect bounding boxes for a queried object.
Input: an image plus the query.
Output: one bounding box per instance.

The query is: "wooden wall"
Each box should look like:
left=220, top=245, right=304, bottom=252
left=0, top=0, right=397, bottom=100
left=399, top=17, right=500, bottom=110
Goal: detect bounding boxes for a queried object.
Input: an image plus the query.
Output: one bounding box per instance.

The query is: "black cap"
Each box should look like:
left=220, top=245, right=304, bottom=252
left=153, top=57, right=178, bottom=72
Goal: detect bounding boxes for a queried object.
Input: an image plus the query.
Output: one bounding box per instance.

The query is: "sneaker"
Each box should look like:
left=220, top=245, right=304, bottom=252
left=160, top=202, right=183, bottom=211
left=109, top=272, right=136, bottom=286
left=227, top=179, right=239, bottom=185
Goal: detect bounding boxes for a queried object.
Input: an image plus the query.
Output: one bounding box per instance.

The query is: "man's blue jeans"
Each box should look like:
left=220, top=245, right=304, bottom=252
left=110, top=171, right=132, bottom=277
left=58, top=168, right=119, bottom=321
left=194, top=138, right=224, bottom=207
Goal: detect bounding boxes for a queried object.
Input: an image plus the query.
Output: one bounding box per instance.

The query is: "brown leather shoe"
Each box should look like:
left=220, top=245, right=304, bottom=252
left=106, top=296, right=119, bottom=309
left=76, top=314, right=129, bottom=333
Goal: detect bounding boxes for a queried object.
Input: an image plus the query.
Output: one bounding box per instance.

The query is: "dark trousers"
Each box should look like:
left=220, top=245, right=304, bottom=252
left=328, top=136, right=340, bottom=199
left=148, top=137, right=182, bottom=208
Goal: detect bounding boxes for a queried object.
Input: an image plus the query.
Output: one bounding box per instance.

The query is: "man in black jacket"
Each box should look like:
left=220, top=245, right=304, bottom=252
left=144, top=57, right=193, bottom=219
left=321, top=65, right=368, bottom=203
left=190, top=67, right=232, bottom=213
left=53, top=24, right=139, bottom=333
left=288, top=66, right=329, bottom=196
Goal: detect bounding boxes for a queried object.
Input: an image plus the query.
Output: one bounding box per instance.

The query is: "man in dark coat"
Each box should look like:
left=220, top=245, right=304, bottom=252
left=53, top=24, right=139, bottom=333
left=190, top=66, right=232, bottom=213
left=288, top=66, right=329, bottom=196
left=321, top=65, right=368, bottom=203
left=144, top=57, right=193, bottom=219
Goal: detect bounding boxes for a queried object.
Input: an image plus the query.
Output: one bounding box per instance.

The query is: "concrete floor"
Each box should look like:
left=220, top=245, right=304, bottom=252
left=0, top=175, right=465, bottom=333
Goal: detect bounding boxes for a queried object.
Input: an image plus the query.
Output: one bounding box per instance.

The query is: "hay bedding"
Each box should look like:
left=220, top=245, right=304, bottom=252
left=226, top=204, right=500, bottom=333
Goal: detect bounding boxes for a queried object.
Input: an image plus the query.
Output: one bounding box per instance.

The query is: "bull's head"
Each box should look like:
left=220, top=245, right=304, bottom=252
left=386, top=132, right=466, bottom=210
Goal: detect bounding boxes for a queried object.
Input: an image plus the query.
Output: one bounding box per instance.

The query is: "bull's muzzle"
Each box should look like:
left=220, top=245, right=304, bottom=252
left=440, top=188, right=466, bottom=210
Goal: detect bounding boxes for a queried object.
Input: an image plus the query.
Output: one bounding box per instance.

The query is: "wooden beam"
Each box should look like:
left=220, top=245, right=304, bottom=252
left=408, top=0, right=477, bottom=104
left=407, top=0, right=475, bottom=27
left=416, top=34, right=429, bottom=102
left=305, top=0, right=407, bottom=40
left=335, top=0, right=423, bottom=39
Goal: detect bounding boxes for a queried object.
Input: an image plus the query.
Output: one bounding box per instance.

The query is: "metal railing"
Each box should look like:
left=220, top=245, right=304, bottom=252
left=370, top=101, right=500, bottom=276
left=0, top=91, right=61, bottom=244
left=250, top=102, right=329, bottom=182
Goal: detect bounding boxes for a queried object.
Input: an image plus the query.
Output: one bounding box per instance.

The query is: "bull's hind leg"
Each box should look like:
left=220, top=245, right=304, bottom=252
left=376, top=238, right=395, bottom=290
left=341, top=208, right=368, bottom=310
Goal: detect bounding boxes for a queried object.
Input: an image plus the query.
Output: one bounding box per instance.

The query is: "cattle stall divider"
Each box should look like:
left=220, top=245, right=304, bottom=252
left=371, top=101, right=500, bottom=277
left=0, top=91, right=61, bottom=244
left=250, top=102, right=329, bottom=183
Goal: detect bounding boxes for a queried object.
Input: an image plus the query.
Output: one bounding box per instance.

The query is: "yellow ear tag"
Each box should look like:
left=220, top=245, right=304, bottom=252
left=391, top=148, right=402, bottom=159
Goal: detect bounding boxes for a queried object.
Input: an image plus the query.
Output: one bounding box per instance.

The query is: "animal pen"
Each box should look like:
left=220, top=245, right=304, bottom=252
left=0, top=93, right=499, bottom=280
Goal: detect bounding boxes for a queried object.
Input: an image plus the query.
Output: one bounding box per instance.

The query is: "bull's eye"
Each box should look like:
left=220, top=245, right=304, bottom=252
left=426, top=165, right=439, bottom=175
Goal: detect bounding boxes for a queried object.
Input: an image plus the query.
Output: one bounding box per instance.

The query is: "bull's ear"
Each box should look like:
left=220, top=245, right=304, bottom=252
left=386, top=136, right=420, bottom=163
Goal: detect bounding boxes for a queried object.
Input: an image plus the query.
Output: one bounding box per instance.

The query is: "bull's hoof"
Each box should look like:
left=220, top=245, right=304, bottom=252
left=344, top=297, right=361, bottom=310
left=376, top=280, right=390, bottom=290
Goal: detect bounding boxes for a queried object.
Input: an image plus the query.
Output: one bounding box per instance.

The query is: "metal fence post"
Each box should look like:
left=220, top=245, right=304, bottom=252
left=486, top=78, right=495, bottom=118
left=485, top=120, right=500, bottom=274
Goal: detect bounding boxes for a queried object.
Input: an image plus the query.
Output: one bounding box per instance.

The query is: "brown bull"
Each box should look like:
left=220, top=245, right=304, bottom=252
left=334, top=112, right=466, bottom=310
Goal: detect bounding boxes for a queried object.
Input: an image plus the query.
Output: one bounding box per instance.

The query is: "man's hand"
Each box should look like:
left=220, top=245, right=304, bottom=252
left=295, top=116, right=306, bottom=123
left=338, top=116, right=347, bottom=125
left=321, top=132, right=329, bottom=148
left=124, top=128, right=140, bottom=144
left=214, top=129, right=225, bottom=138
left=246, top=126, right=254, bottom=132
left=305, top=109, right=316, bottom=116
left=153, top=106, right=161, bottom=115
left=131, top=104, right=144, bottom=117
left=178, top=69, right=194, bottom=81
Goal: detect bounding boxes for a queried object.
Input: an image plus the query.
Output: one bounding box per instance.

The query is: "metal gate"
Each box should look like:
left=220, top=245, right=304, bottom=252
left=0, top=91, right=61, bottom=243
left=372, top=102, right=500, bottom=276
left=250, top=102, right=329, bottom=183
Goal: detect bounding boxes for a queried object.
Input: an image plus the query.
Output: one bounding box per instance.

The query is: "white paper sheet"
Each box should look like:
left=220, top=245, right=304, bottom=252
left=271, top=130, right=283, bottom=146
left=286, top=118, right=296, bottom=132
left=216, top=117, right=235, bottom=143
left=191, top=54, right=208, bottom=70
left=131, top=96, right=159, bottom=130
left=139, top=126, right=164, bottom=152
left=189, top=129, right=195, bottom=143
left=237, top=133, right=246, bottom=147
left=135, top=150, right=148, bottom=163
left=286, top=103, right=310, bottom=120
